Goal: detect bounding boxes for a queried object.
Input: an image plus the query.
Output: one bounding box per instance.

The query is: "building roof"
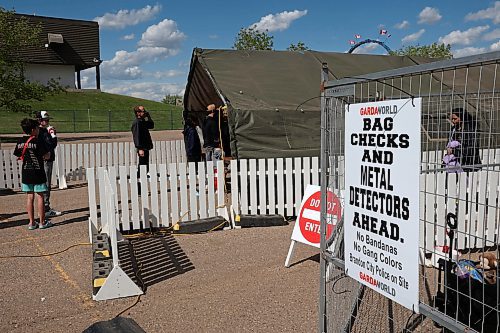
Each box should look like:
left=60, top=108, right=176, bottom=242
left=12, top=13, right=100, bottom=70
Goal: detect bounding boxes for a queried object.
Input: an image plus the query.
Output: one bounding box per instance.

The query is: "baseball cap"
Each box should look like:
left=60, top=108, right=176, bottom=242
left=36, top=111, right=51, bottom=120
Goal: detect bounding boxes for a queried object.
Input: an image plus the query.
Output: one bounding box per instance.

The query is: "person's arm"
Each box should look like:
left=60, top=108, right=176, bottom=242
left=38, top=128, right=56, bottom=156
left=203, top=118, right=215, bottom=147
left=460, top=130, right=479, bottom=163
left=47, top=125, right=58, bottom=148
left=13, top=139, right=23, bottom=157
left=36, top=139, right=50, bottom=160
left=186, top=128, right=196, bottom=156
left=196, top=126, right=204, bottom=148
left=144, top=112, right=154, bottom=129
left=131, top=120, right=141, bottom=148
left=132, top=120, right=147, bottom=157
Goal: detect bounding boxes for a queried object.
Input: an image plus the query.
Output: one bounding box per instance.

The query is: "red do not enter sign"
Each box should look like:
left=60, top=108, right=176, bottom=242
left=298, top=190, right=342, bottom=244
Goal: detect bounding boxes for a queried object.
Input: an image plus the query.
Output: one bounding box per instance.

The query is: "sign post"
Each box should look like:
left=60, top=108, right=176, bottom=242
left=344, top=98, right=421, bottom=312
left=285, top=185, right=342, bottom=267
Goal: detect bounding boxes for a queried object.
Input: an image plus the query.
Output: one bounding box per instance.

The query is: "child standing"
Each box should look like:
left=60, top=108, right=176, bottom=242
left=13, top=118, right=53, bottom=230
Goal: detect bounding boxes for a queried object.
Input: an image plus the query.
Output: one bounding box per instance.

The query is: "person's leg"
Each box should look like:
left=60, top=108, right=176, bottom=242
left=143, top=149, right=150, bottom=173
left=137, top=151, right=149, bottom=194
left=205, top=147, right=214, bottom=165
left=36, top=192, right=46, bottom=226
left=187, top=155, right=202, bottom=163
left=43, top=161, right=53, bottom=211
left=137, top=150, right=150, bottom=180
left=26, top=192, right=35, bottom=227
left=213, top=148, right=222, bottom=162
left=187, top=155, right=201, bottom=173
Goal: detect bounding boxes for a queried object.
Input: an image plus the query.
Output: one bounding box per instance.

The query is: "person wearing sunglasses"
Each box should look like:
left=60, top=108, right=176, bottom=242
left=131, top=105, right=154, bottom=173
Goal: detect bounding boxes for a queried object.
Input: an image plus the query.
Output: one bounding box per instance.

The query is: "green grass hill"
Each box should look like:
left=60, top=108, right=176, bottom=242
left=1, top=91, right=184, bottom=134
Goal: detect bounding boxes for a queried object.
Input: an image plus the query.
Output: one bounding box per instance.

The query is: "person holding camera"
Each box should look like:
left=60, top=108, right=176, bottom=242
left=131, top=105, right=154, bottom=172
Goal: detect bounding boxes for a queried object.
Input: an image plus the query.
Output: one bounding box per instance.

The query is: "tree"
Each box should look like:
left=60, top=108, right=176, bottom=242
left=287, top=41, right=310, bottom=51
left=0, top=8, right=62, bottom=113
left=233, top=26, right=273, bottom=51
left=162, top=94, right=173, bottom=105
left=162, top=94, right=181, bottom=105
left=389, top=42, right=452, bottom=59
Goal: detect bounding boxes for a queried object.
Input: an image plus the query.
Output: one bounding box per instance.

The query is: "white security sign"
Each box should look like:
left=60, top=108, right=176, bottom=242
left=344, top=98, right=421, bottom=312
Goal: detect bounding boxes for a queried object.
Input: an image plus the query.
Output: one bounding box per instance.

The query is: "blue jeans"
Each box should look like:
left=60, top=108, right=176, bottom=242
left=205, top=147, right=222, bottom=164
left=43, top=160, right=53, bottom=210
left=205, top=146, right=214, bottom=163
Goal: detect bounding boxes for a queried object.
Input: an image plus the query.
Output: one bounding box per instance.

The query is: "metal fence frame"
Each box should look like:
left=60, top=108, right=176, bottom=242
left=319, top=51, right=500, bottom=333
left=0, top=108, right=182, bottom=135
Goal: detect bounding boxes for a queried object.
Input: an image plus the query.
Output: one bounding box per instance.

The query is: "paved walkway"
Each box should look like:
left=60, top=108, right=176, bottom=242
left=0, top=180, right=318, bottom=333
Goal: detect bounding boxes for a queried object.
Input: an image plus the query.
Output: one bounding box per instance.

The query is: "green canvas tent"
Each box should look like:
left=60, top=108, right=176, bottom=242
left=183, top=48, right=436, bottom=159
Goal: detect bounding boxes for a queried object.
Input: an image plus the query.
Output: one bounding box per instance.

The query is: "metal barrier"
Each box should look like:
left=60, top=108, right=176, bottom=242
left=0, top=108, right=182, bottom=135
left=320, top=51, right=500, bottom=332
left=89, top=169, right=143, bottom=301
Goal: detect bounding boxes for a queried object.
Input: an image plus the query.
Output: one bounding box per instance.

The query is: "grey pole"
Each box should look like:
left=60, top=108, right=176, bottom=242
left=171, top=108, right=173, bottom=130
left=318, top=63, right=329, bottom=333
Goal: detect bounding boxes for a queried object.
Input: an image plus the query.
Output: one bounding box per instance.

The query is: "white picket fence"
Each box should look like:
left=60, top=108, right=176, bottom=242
left=88, top=161, right=227, bottom=232
left=420, top=147, right=500, bottom=253
left=0, top=149, right=24, bottom=190
left=229, top=153, right=500, bottom=253
left=88, top=156, right=320, bottom=230
left=0, top=140, right=186, bottom=190
left=5, top=138, right=500, bottom=254
left=420, top=170, right=500, bottom=252
left=230, top=157, right=320, bottom=217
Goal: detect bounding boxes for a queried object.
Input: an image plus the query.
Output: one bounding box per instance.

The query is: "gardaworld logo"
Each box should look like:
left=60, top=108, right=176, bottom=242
left=359, top=272, right=378, bottom=286
left=359, top=105, right=398, bottom=116
left=359, top=272, right=396, bottom=296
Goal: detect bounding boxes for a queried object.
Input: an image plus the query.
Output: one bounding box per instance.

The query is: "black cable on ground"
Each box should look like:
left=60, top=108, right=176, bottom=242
left=114, top=294, right=142, bottom=318
left=115, top=239, right=145, bottom=318
left=0, top=243, right=91, bottom=259
left=331, top=273, right=350, bottom=295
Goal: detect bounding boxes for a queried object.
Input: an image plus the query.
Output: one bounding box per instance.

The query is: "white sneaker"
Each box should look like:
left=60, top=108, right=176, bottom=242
left=46, top=209, right=62, bottom=217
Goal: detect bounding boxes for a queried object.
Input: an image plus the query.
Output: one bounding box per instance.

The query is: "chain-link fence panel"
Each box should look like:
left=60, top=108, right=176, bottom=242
left=0, top=108, right=183, bottom=134
left=320, top=51, right=500, bottom=333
